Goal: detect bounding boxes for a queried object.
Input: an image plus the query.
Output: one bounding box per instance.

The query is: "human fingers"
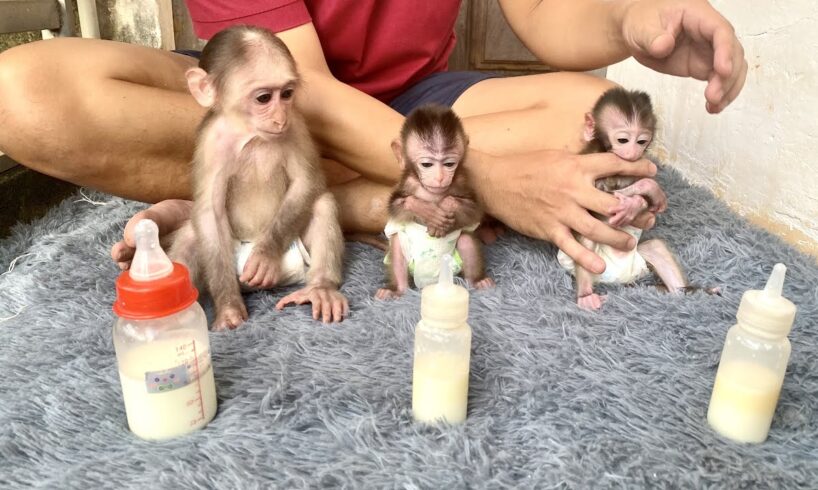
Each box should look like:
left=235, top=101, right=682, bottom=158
left=571, top=209, right=636, bottom=252
left=708, top=56, right=748, bottom=113
left=550, top=226, right=605, bottom=275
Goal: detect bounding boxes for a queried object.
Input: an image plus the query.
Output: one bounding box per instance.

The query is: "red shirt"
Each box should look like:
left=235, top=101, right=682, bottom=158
left=185, top=0, right=461, bottom=102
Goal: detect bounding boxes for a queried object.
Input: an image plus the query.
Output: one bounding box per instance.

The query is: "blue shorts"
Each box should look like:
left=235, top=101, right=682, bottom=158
left=174, top=50, right=497, bottom=116
left=387, top=71, right=500, bottom=116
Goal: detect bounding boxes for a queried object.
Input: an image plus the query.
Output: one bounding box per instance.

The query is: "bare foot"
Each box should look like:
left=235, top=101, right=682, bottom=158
left=375, top=288, right=404, bottom=300
left=111, top=199, right=193, bottom=270
left=212, top=303, right=248, bottom=331
left=276, top=286, right=349, bottom=323
left=472, top=277, right=496, bottom=289
left=578, top=293, right=607, bottom=310
left=475, top=219, right=506, bottom=245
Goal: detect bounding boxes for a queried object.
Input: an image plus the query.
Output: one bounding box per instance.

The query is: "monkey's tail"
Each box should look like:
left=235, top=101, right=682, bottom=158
left=345, top=233, right=388, bottom=251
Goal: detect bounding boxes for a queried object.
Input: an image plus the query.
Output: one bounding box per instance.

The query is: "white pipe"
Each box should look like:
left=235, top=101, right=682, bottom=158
left=76, top=0, right=100, bottom=38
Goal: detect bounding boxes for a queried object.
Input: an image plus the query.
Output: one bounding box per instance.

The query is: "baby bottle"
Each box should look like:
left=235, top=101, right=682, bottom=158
left=412, top=254, right=472, bottom=424
left=707, top=263, right=797, bottom=443
left=112, top=219, right=217, bottom=440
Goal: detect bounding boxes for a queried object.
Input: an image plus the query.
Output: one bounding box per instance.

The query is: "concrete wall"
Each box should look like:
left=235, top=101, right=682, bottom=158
left=606, top=1, right=818, bottom=257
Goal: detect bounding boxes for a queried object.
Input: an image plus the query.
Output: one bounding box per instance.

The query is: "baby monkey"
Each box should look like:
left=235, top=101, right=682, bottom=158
left=168, top=25, right=348, bottom=329
left=558, top=88, right=710, bottom=310
left=376, top=104, right=494, bottom=299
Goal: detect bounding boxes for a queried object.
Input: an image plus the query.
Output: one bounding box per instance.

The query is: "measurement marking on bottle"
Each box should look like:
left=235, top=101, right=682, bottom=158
left=190, top=339, right=205, bottom=426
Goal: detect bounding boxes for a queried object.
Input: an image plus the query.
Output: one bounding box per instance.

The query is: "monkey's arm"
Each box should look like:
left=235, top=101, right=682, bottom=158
left=261, top=155, right=322, bottom=256
left=193, top=167, right=247, bottom=329
left=440, top=195, right=484, bottom=231
left=389, top=189, right=455, bottom=234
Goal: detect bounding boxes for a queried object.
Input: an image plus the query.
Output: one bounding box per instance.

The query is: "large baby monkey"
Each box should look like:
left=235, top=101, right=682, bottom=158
left=558, top=88, right=707, bottom=310
left=168, top=26, right=347, bottom=329
left=376, top=104, right=494, bottom=299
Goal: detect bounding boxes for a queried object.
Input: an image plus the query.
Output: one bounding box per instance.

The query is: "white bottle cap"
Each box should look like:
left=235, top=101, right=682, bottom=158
left=736, top=263, right=797, bottom=339
left=129, top=219, right=174, bottom=282
left=420, top=254, right=469, bottom=328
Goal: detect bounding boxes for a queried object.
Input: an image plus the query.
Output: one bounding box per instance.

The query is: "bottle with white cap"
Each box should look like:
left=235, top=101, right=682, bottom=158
left=707, top=263, right=797, bottom=443
left=112, top=219, right=217, bottom=440
left=411, top=254, right=472, bottom=424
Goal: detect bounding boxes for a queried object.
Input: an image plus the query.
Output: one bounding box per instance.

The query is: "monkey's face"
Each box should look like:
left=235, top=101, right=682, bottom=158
left=225, top=57, right=299, bottom=139
left=598, top=109, right=653, bottom=162
left=406, top=134, right=464, bottom=194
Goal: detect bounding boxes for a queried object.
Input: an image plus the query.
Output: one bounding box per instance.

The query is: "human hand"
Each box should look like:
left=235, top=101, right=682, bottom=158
left=477, top=149, right=657, bottom=274
left=620, top=0, right=747, bottom=113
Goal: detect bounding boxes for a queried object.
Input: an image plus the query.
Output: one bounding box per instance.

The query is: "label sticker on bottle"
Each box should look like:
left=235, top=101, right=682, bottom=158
left=145, top=364, right=191, bottom=393
left=143, top=350, right=210, bottom=394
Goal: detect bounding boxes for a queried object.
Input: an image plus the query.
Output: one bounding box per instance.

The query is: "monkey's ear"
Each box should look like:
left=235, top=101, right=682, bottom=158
left=391, top=139, right=406, bottom=169
left=583, top=112, right=596, bottom=142
left=186, top=67, right=216, bottom=108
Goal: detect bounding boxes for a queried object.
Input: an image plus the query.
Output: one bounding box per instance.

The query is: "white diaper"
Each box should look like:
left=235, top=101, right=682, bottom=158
left=557, top=226, right=649, bottom=284
left=235, top=239, right=310, bottom=289
left=384, top=219, right=479, bottom=288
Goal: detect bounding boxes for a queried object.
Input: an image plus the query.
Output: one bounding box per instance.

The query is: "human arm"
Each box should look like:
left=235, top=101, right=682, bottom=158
left=498, top=0, right=747, bottom=113
left=276, top=24, right=653, bottom=274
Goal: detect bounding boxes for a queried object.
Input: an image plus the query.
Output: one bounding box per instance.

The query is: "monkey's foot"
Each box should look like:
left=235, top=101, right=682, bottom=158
left=276, top=286, right=349, bottom=323
left=375, top=288, right=404, bottom=300
left=577, top=293, right=607, bottom=310
left=475, top=221, right=506, bottom=245
left=111, top=199, right=193, bottom=270
left=471, top=277, right=496, bottom=289
left=212, top=304, right=248, bottom=331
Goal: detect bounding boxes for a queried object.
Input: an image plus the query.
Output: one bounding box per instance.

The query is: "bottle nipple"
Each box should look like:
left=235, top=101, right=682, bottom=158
left=763, top=263, right=786, bottom=300
left=438, top=254, right=454, bottom=290
left=420, top=254, right=469, bottom=328
left=129, top=219, right=174, bottom=282
left=736, top=262, right=797, bottom=338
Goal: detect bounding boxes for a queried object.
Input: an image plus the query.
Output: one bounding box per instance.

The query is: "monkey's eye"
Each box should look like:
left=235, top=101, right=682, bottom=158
left=256, top=93, right=272, bottom=104
left=617, top=138, right=629, bottom=144
left=637, top=139, right=648, bottom=145
left=420, top=162, right=434, bottom=168
left=443, top=161, right=457, bottom=168
left=281, top=88, right=294, bottom=100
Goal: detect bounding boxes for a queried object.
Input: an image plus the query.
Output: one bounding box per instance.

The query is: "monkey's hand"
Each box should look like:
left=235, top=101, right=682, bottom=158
left=276, top=285, right=349, bottom=323
left=615, top=178, right=667, bottom=214
left=406, top=197, right=455, bottom=237
left=240, top=243, right=282, bottom=289
left=609, top=193, right=649, bottom=228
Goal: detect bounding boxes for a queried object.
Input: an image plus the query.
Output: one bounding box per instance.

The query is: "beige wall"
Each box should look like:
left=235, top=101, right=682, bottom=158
left=606, top=1, right=818, bottom=257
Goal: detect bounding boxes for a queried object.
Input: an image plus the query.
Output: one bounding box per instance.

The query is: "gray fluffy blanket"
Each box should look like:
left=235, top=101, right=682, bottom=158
left=1, top=167, right=816, bottom=489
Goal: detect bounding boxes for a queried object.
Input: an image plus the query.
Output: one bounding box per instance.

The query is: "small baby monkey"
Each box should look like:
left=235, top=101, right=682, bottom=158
left=376, top=104, right=494, bottom=299
left=558, top=88, right=706, bottom=310
left=168, top=25, right=348, bottom=329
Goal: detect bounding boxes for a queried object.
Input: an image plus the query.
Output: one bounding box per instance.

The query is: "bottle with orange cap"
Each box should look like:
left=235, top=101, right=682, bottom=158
left=112, top=219, right=217, bottom=440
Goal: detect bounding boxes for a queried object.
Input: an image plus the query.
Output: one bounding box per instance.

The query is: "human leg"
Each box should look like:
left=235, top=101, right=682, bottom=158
left=0, top=38, right=203, bottom=202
